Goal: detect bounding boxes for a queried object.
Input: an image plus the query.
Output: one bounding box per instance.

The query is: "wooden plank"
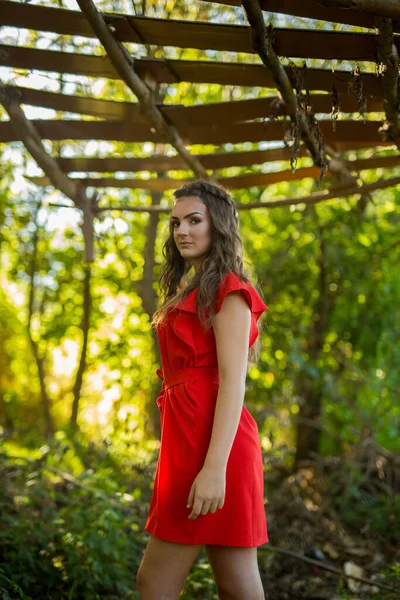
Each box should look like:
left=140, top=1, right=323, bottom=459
left=55, top=148, right=306, bottom=173
left=1, top=1, right=397, bottom=61
left=155, top=94, right=385, bottom=128
left=332, top=140, right=392, bottom=152
left=28, top=154, right=400, bottom=190
left=54, top=148, right=399, bottom=174
left=0, top=44, right=384, bottom=96
left=29, top=165, right=325, bottom=190
left=206, top=0, right=400, bottom=32
left=1, top=0, right=95, bottom=37
left=5, top=85, right=384, bottom=123
left=351, top=154, right=400, bottom=171
left=0, top=44, right=119, bottom=79
left=0, top=118, right=384, bottom=144
left=0, top=85, right=141, bottom=120
left=77, top=0, right=210, bottom=181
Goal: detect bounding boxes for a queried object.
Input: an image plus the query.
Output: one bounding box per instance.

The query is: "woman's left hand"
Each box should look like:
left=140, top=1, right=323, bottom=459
left=187, top=466, right=226, bottom=520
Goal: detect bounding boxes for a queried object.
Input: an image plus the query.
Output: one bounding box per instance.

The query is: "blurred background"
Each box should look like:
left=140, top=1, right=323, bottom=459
left=1, top=0, right=399, bottom=598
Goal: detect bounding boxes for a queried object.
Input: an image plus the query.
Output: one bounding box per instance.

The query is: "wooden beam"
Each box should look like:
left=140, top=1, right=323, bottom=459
left=313, top=1, right=400, bottom=20
left=76, top=0, right=209, bottom=181
left=349, top=154, right=400, bottom=171
left=0, top=118, right=385, bottom=144
left=0, top=84, right=95, bottom=262
left=3, top=85, right=384, bottom=125
left=0, top=44, right=385, bottom=95
left=206, top=0, right=400, bottom=31
left=53, top=151, right=400, bottom=175
left=375, top=18, right=400, bottom=150
left=2, top=1, right=399, bottom=61
left=30, top=165, right=324, bottom=190
left=0, top=85, right=142, bottom=120
left=29, top=154, right=400, bottom=190
left=54, top=147, right=300, bottom=173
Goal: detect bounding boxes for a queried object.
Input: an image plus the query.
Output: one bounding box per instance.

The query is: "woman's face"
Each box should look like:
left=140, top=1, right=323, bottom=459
left=170, top=195, right=213, bottom=272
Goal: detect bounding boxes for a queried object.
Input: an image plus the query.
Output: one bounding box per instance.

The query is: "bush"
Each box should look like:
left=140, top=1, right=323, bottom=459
left=0, top=452, right=145, bottom=599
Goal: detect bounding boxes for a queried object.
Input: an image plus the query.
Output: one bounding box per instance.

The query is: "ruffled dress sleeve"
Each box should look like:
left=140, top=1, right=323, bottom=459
left=215, top=272, right=268, bottom=323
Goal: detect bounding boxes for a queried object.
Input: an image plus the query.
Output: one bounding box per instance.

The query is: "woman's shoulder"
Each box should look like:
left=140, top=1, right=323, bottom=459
left=172, top=271, right=268, bottom=317
left=215, top=272, right=268, bottom=316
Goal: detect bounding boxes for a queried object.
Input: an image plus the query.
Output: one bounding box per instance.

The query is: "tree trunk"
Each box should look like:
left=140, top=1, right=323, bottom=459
left=27, top=197, right=55, bottom=437
left=0, top=389, right=14, bottom=436
left=294, top=228, right=330, bottom=467
left=70, top=264, right=92, bottom=431
left=140, top=186, right=163, bottom=439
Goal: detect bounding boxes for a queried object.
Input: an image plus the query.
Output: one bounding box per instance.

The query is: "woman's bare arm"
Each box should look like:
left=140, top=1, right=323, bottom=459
left=187, top=292, right=251, bottom=519
left=204, top=291, right=251, bottom=469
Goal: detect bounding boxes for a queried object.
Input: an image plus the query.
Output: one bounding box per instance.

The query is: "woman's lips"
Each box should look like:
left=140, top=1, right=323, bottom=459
left=180, top=242, right=192, bottom=247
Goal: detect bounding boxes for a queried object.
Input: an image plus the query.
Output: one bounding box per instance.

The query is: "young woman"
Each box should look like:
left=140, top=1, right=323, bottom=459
left=137, top=182, right=269, bottom=599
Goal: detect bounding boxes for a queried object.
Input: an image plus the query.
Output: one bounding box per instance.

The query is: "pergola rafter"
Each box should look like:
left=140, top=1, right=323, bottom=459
left=0, top=84, right=385, bottom=124
left=0, top=118, right=386, bottom=144
left=2, top=0, right=400, bottom=60
left=75, top=0, right=210, bottom=181
left=0, top=43, right=386, bottom=95
left=211, top=0, right=400, bottom=29
left=314, top=0, right=400, bottom=20
left=52, top=148, right=397, bottom=175
left=0, top=0, right=398, bottom=225
left=29, top=154, right=400, bottom=191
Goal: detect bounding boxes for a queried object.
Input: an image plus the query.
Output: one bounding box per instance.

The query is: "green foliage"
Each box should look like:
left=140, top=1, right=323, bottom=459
left=325, top=456, right=400, bottom=546
left=0, top=450, right=145, bottom=600
left=180, top=556, right=218, bottom=599
left=0, top=568, right=24, bottom=600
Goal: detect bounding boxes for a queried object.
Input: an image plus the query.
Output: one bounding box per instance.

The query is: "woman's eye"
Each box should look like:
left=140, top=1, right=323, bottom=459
left=171, top=219, right=200, bottom=227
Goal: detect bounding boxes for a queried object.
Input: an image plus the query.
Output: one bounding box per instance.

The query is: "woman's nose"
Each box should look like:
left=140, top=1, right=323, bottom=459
left=176, top=222, right=189, bottom=235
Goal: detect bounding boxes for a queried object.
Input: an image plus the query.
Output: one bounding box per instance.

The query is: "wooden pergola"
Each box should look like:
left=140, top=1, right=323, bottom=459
left=1, top=0, right=400, bottom=263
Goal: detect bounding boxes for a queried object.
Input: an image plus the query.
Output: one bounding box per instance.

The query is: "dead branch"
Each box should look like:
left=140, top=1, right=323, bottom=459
left=26, top=197, right=55, bottom=437
left=315, top=0, right=400, bottom=20
left=263, top=545, right=399, bottom=593
left=70, top=264, right=92, bottom=432
left=0, top=86, right=83, bottom=207
left=375, top=17, right=400, bottom=150
left=0, top=83, right=96, bottom=262
left=241, top=0, right=356, bottom=184
left=76, top=0, right=211, bottom=181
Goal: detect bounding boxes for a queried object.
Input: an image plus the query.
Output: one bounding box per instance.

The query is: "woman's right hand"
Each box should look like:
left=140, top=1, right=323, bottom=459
left=187, top=465, right=226, bottom=520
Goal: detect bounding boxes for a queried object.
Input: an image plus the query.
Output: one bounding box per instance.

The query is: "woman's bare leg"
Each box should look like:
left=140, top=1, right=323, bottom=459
left=205, top=545, right=265, bottom=600
left=136, top=534, right=203, bottom=600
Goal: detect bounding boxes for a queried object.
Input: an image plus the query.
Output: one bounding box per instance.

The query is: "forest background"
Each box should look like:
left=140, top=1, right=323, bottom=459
left=0, top=0, right=399, bottom=598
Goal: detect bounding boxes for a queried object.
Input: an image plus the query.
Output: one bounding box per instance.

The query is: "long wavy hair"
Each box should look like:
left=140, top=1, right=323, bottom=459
left=151, top=181, right=266, bottom=364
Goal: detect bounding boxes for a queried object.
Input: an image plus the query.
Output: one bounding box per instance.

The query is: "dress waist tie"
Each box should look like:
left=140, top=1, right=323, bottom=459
left=156, top=366, right=219, bottom=391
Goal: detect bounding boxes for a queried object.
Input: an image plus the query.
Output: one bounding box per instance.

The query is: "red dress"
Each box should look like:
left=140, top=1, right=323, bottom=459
left=145, top=272, right=269, bottom=547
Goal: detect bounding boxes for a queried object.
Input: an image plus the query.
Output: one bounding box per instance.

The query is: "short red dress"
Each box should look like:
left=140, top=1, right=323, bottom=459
left=145, top=272, right=269, bottom=547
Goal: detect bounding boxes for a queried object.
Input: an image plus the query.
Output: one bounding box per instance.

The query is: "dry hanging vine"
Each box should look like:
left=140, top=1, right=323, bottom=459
left=289, top=61, right=328, bottom=180
left=348, top=65, right=367, bottom=117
